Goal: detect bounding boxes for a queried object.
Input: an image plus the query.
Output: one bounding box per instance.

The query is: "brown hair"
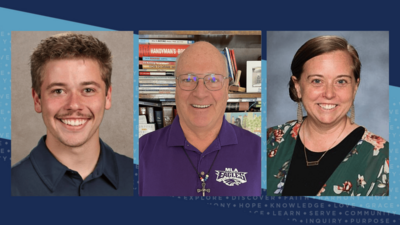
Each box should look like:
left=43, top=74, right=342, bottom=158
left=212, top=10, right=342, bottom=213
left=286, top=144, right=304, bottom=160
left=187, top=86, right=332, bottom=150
left=289, top=35, right=361, bottom=102
left=31, top=32, right=112, bottom=97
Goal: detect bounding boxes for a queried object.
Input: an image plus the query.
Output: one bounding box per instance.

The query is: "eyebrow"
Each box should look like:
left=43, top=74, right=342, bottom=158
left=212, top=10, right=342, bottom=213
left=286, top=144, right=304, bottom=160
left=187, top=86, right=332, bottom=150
left=45, top=82, right=66, bottom=91
left=306, top=74, right=352, bottom=79
left=80, top=81, right=102, bottom=88
left=45, top=81, right=102, bottom=91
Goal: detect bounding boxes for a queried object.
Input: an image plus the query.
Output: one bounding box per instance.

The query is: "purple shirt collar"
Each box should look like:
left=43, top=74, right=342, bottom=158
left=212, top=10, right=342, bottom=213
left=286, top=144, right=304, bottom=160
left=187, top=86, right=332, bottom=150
left=167, top=115, right=238, bottom=154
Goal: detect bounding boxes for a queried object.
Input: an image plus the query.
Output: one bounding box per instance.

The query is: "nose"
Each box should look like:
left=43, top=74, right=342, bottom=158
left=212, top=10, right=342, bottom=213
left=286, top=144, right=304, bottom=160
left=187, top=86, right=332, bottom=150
left=191, top=78, right=209, bottom=98
left=323, top=83, right=336, bottom=99
left=65, top=91, right=83, bottom=111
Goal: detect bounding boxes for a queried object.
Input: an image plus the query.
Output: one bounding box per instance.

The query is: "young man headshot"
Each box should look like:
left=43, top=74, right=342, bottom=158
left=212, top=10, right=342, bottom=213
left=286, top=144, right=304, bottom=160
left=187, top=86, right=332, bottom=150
left=11, top=32, right=133, bottom=196
left=139, top=41, right=261, bottom=196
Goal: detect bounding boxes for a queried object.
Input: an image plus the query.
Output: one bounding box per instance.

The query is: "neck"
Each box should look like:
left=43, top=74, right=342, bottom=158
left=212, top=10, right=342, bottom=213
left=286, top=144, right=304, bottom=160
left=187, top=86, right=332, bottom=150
left=45, top=134, right=101, bottom=180
left=180, top=117, right=224, bottom=153
left=301, top=116, right=353, bottom=153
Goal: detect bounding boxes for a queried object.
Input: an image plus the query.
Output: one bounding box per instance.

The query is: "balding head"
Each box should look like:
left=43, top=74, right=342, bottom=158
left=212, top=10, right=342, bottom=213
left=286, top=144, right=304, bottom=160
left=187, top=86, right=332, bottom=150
left=175, top=41, right=228, bottom=77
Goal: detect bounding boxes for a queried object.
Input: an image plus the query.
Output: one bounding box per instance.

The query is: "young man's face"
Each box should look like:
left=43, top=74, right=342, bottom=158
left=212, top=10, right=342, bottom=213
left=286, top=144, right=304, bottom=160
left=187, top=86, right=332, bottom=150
left=32, top=58, right=111, bottom=148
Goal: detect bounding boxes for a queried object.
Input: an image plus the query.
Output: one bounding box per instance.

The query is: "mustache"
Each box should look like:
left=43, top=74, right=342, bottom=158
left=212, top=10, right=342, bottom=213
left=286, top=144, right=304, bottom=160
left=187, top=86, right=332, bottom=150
left=55, top=112, right=93, bottom=119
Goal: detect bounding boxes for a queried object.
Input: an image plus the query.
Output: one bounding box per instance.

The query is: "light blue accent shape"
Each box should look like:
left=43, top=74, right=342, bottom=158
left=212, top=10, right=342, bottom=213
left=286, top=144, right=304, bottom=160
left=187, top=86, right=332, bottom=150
left=307, top=85, right=398, bottom=214
left=262, top=59, right=266, bottom=189
left=134, top=34, right=139, bottom=164
left=0, top=7, right=113, bottom=142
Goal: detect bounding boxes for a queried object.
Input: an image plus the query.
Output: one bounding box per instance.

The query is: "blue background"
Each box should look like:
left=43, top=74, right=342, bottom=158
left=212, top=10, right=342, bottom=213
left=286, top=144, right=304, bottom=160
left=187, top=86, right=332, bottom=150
left=0, top=1, right=399, bottom=224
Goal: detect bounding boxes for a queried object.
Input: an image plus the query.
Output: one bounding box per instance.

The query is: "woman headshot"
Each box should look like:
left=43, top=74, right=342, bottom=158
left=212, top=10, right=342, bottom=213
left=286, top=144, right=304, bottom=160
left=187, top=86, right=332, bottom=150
left=267, top=32, right=389, bottom=196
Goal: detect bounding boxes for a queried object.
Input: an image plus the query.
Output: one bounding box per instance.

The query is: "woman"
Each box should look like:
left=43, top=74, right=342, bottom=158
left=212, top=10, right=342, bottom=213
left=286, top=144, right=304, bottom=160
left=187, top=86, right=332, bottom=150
left=267, top=36, right=389, bottom=196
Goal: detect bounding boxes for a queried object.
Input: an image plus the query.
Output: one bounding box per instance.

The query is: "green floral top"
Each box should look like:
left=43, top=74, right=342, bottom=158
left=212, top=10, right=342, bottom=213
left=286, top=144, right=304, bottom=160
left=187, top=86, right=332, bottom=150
left=267, top=120, right=389, bottom=196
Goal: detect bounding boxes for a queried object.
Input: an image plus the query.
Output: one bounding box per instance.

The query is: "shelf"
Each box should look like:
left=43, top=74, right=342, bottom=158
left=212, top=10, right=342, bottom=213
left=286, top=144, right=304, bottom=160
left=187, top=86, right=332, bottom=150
left=139, top=93, right=261, bottom=101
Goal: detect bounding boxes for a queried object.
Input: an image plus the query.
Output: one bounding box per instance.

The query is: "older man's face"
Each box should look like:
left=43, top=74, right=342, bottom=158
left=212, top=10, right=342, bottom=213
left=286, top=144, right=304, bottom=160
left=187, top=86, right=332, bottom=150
left=175, top=43, right=229, bottom=130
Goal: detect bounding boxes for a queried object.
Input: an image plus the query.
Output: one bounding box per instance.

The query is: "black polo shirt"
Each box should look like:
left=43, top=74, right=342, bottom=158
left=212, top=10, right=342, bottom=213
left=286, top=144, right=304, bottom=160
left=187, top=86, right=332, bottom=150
left=11, top=136, right=133, bottom=196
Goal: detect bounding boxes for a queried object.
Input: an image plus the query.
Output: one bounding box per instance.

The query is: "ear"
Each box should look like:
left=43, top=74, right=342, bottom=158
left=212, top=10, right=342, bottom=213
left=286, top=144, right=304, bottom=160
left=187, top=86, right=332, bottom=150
left=32, top=88, right=42, bottom=113
left=292, top=76, right=302, bottom=99
left=354, top=78, right=360, bottom=96
left=105, top=85, right=112, bottom=110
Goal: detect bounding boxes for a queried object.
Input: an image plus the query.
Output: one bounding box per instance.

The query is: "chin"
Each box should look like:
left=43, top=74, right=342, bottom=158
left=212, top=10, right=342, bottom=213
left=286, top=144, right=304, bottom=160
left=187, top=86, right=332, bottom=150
left=58, top=136, right=88, bottom=148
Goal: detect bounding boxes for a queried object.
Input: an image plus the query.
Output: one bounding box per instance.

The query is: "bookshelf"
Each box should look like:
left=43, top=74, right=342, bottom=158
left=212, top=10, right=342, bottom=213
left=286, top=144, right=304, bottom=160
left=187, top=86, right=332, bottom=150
left=138, top=31, right=262, bottom=136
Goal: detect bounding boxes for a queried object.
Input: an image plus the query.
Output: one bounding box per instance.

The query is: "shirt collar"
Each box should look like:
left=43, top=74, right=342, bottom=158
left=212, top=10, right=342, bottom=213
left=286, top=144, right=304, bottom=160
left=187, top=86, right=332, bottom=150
left=167, top=115, right=238, bottom=147
left=30, top=136, right=120, bottom=192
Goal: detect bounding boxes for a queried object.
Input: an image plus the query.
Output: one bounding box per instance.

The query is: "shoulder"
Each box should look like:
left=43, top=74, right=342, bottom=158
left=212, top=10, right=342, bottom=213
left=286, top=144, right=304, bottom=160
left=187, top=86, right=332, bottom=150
left=113, top=152, right=133, bottom=165
left=267, top=120, right=299, bottom=141
left=11, top=154, right=40, bottom=196
left=11, top=155, right=34, bottom=177
left=359, top=129, right=388, bottom=157
left=140, top=125, right=171, bottom=145
left=229, top=122, right=261, bottom=143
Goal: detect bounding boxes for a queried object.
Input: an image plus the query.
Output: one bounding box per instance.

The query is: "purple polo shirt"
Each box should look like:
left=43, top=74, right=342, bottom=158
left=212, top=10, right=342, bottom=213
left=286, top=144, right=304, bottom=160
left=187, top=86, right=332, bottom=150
left=139, top=115, right=261, bottom=196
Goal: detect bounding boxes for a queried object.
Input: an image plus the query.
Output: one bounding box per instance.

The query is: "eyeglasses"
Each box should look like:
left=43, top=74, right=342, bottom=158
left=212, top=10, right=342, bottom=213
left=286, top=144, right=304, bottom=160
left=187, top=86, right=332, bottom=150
left=175, top=74, right=229, bottom=91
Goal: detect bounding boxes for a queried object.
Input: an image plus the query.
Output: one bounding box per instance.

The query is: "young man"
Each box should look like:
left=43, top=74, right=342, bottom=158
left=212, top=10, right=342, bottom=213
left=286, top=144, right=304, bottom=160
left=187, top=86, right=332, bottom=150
left=139, top=42, right=261, bottom=196
left=11, top=33, right=133, bottom=196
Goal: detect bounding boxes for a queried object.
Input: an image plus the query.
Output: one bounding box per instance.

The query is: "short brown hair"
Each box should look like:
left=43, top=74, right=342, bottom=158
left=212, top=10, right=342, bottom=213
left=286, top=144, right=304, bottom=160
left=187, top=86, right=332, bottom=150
left=289, top=35, right=361, bottom=102
left=31, top=32, right=112, bottom=97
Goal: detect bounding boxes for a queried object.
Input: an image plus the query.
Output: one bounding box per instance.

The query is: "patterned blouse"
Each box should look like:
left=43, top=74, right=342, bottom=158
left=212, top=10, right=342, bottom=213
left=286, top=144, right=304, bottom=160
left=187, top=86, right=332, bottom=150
left=267, top=120, right=389, bottom=196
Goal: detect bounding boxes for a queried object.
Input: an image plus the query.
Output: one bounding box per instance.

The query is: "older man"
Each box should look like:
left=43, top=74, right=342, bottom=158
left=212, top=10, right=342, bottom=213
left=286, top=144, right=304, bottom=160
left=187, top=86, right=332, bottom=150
left=139, top=41, right=261, bottom=196
left=11, top=33, right=133, bottom=196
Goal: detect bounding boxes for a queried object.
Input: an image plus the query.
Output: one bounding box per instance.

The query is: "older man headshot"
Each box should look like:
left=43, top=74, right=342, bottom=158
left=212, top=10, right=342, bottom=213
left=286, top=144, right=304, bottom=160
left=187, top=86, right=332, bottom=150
left=139, top=41, right=261, bottom=196
left=11, top=32, right=133, bottom=196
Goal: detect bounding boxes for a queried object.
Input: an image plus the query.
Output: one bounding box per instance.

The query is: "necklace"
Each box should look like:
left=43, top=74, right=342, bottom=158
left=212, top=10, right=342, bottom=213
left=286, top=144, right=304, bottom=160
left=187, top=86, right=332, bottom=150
left=302, top=117, right=347, bottom=166
left=182, top=147, right=220, bottom=196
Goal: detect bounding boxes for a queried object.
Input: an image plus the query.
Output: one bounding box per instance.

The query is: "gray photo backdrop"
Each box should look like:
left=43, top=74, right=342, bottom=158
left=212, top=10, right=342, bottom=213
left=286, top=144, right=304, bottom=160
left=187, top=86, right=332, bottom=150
left=11, top=31, right=133, bottom=165
left=267, top=31, right=389, bottom=140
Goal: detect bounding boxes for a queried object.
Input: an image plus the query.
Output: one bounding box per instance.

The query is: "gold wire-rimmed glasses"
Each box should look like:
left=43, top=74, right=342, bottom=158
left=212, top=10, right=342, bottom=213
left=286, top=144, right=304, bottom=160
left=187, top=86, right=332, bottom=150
left=175, top=74, right=229, bottom=91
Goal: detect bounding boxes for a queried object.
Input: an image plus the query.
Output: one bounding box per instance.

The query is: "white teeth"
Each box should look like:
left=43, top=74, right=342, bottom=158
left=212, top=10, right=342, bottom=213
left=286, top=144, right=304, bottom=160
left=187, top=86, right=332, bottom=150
left=319, top=104, right=337, bottom=110
left=192, top=104, right=211, bottom=109
left=61, top=119, right=88, bottom=126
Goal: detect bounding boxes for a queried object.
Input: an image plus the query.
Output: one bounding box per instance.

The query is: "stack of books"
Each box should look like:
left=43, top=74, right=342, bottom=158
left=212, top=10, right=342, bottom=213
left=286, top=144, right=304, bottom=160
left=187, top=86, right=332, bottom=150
left=139, top=36, right=194, bottom=95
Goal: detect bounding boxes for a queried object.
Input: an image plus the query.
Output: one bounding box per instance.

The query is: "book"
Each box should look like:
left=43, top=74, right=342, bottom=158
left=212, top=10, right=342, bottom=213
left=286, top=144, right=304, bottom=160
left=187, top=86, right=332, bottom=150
left=139, top=34, right=194, bottom=39
left=142, top=57, right=177, bottom=61
left=140, top=91, right=176, bottom=94
left=139, top=68, right=175, bottom=72
left=161, top=101, right=176, bottom=106
left=222, top=48, right=234, bottom=83
left=142, top=64, right=175, bottom=69
left=225, top=102, right=249, bottom=112
left=139, top=115, right=147, bottom=124
left=227, top=98, right=261, bottom=103
left=230, top=49, right=238, bottom=76
left=139, top=44, right=190, bottom=57
left=139, top=76, right=176, bottom=81
left=139, top=87, right=176, bottom=91
left=139, top=72, right=174, bottom=76
left=139, top=39, right=194, bottom=45
left=224, top=47, right=235, bottom=83
left=146, top=107, right=155, bottom=123
left=139, top=84, right=176, bottom=87
left=224, top=112, right=261, bottom=137
left=139, top=123, right=156, bottom=138
left=139, top=101, right=162, bottom=107
left=155, top=111, right=163, bottom=130
left=139, top=61, right=176, bottom=65
left=162, top=106, right=174, bottom=127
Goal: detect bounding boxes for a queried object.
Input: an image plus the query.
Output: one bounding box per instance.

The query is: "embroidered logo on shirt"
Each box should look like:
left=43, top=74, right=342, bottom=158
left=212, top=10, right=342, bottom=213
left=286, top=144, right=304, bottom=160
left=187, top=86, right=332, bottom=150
left=215, top=168, right=247, bottom=186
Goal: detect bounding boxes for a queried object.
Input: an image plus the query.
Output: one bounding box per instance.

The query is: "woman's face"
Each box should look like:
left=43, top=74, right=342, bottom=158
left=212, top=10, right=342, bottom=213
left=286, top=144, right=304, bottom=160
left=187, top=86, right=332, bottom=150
left=293, top=50, right=359, bottom=126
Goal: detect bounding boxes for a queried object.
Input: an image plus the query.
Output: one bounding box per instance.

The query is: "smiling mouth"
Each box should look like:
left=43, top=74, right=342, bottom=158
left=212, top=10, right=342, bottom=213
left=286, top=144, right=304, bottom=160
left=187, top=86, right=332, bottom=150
left=191, top=104, right=211, bottom=109
left=318, top=104, right=337, bottom=110
left=60, top=119, right=89, bottom=126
